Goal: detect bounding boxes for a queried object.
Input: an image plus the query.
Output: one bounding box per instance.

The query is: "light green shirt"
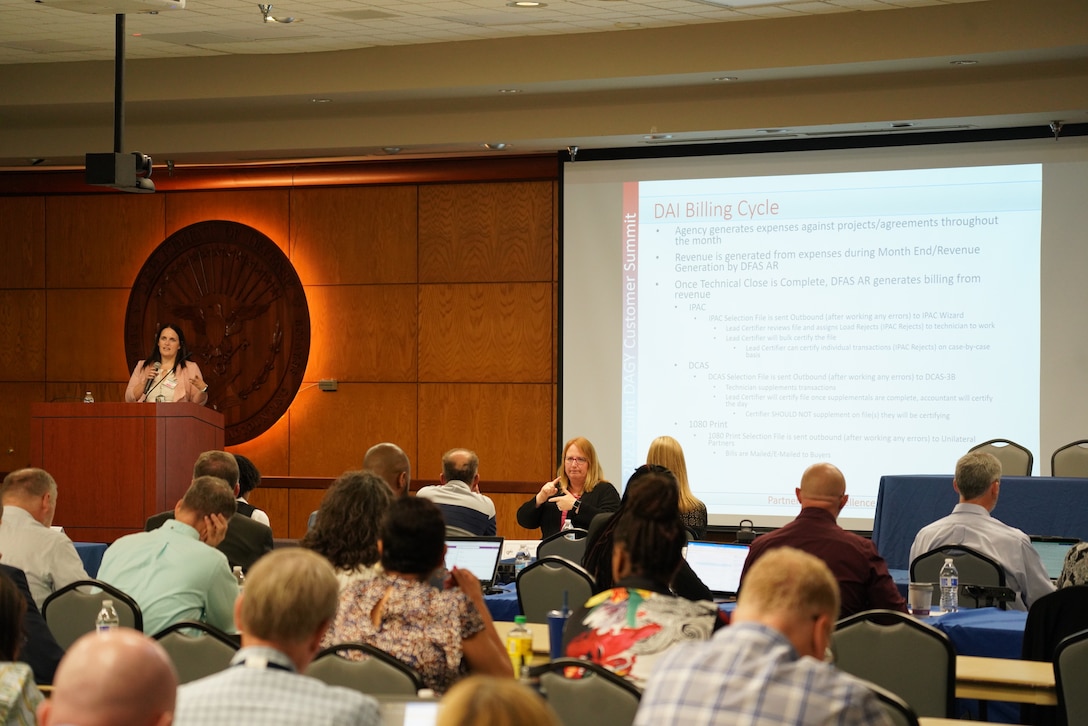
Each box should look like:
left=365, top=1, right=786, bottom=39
left=97, top=519, right=239, bottom=636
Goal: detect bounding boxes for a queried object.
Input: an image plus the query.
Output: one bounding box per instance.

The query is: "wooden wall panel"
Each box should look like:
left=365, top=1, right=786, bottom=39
left=0, top=197, right=45, bottom=289
left=288, top=489, right=327, bottom=539
left=165, top=190, right=292, bottom=253
left=243, top=486, right=289, bottom=538
left=289, top=383, right=418, bottom=477
left=304, top=284, right=417, bottom=381
left=227, top=413, right=291, bottom=476
left=418, top=383, right=552, bottom=482
left=0, top=382, right=46, bottom=471
left=419, top=283, right=551, bottom=382
left=290, top=186, right=418, bottom=285
left=0, top=290, right=45, bottom=381
left=45, top=195, right=165, bottom=288
left=46, top=289, right=130, bottom=383
left=418, top=182, right=553, bottom=283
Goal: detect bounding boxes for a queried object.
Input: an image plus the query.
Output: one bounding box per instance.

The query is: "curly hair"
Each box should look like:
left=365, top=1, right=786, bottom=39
left=301, top=471, right=393, bottom=571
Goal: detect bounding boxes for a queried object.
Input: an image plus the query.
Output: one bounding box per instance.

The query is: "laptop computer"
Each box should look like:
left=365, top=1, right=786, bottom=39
left=1029, top=535, right=1081, bottom=581
left=684, top=541, right=750, bottom=601
left=377, top=696, right=440, bottom=726
left=444, top=536, right=505, bottom=594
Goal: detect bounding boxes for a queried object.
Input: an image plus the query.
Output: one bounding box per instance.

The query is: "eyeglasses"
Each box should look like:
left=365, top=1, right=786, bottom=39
left=565, top=456, right=588, bottom=465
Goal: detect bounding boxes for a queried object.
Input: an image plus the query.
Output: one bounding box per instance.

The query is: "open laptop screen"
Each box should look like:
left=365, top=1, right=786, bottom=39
left=1029, top=536, right=1080, bottom=580
left=444, top=536, right=504, bottom=588
left=684, top=541, right=750, bottom=598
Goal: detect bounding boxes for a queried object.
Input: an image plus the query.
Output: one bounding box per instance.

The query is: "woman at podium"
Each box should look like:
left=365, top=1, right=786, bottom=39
left=124, top=323, right=210, bottom=405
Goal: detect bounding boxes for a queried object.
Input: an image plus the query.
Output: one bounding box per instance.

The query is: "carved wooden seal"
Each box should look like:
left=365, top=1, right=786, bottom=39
left=125, top=220, right=310, bottom=445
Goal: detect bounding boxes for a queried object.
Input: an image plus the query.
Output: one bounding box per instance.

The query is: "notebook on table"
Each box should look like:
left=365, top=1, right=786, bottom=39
left=444, top=536, right=505, bottom=594
left=1029, top=535, right=1080, bottom=580
left=683, top=541, right=750, bottom=601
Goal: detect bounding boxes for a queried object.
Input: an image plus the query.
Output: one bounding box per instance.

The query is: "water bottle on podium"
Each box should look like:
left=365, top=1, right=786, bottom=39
left=96, top=599, right=119, bottom=632
left=939, top=558, right=958, bottom=613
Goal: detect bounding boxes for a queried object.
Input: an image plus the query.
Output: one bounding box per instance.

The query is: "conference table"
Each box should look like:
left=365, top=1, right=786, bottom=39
left=74, top=541, right=107, bottom=578
left=872, top=475, right=1088, bottom=571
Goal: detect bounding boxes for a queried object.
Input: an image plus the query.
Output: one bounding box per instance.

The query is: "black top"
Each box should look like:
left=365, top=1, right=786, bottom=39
left=1, top=564, right=63, bottom=685
left=516, top=481, right=621, bottom=538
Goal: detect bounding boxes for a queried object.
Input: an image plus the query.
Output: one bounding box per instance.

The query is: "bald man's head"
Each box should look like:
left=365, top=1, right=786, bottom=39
left=363, top=442, right=411, bottom=496
left=797, top=462, right=847, bottom=514
left=39, top=628, right=177, bottom=726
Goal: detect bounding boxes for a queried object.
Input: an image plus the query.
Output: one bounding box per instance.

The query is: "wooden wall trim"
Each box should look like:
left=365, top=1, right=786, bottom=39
left=260, top=476, right=541, bottom=495
left=0, top=155, right=560, bottom=195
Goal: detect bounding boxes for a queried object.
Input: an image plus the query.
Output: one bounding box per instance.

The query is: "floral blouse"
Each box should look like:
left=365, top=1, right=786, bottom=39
left=322, top=574, right=485, bottom=694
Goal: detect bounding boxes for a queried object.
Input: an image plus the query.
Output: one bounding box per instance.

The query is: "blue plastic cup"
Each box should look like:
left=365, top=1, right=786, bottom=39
left=547, top=609, right=570, bottom=660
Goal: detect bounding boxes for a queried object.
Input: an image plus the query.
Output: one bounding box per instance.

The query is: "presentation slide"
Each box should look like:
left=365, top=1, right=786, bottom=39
left=563, top=137, right=1088, bottom=529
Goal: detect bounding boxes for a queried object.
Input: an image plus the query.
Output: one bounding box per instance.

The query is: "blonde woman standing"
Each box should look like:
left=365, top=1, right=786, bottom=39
left=647, top=436, right=707, bottom=539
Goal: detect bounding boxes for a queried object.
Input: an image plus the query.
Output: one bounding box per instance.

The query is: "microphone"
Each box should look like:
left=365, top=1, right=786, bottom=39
left=143, top=361, right=162, bottom=398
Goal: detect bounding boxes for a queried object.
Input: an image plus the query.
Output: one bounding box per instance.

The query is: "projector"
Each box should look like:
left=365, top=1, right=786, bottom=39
left=86, top=152, right=155, bottom=193
left=34, top=0, right=185, bottom=13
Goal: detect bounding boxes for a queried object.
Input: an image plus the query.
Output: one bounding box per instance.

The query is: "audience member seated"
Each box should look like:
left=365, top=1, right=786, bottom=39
left=438, top=675, right=560, bottom=726
left=175, top=548, right=380, bottom=726
left=741, top=462, right=906, bottom=618
left=0, top=468, right=88, bottom=609
left=0, top=570, right=43, bottom=724
left=564, top=473, right=724, bottom=687
left=517, top=437, right=620, bottom=538
left=415, top=448, right=497, bottom=536
left=38, top=628, right=177, bottom=726
left=146, top=451, right=273, bottom=572
left=582, top=465, right=712, bottom=601
left=646, top=435, right=707, bottom=539
left=363, top=442, right=412, bottom=497
left=234, top=454, right=271, bottom=528
left=634, top=547, right=894, bottom=726
left=909, top=451, right=1054, bottom=610
left=1057, top=541, right=1088, bottom=588
left=0, top=563, right=62, bottom=686
left=98, top=475, right=239, bottom=635
left=301, top=470, right=393, bottom=590
left=323, top=497, right=512, bottom=693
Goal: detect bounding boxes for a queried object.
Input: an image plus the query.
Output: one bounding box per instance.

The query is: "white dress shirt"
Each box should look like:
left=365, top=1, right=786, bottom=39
left=0, top=505, right=88, bottom=609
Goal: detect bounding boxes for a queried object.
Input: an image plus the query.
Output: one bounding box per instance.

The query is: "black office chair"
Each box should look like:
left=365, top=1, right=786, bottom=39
left=537, top=528, right=590, bottom=563
left=968, top=438, right=1034, bottom=476
left=517, top=555, right=594, bottom=623
left=306, top=642, right=423, bottom=696
left=1054, top=627, right=1088, bottom=726
left=1020, top=587, right=1088, bottom=726
left=42, top=579, right=143, bottom=649
left=1052, top=440, right=1088, bottom=478
left=535, top=657, right=641, bottom=726
left=910, top=545, right=1012, bottom=609
left=866, top=681, right=922, bottom=726
left=153, top=620, right=240, bottom=684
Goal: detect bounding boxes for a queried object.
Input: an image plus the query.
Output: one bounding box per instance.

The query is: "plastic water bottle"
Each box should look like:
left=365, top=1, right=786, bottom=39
left=939, top=558, right=959, bottom=613
left=82, top=391, right=94, bottom=403
left=96, top=599, right=119, bottom=632
left=506, top=615, right=533, bottom=680
left=232, top=565, right=245, bottom=591
left=515, top=548, right=531, bottom=575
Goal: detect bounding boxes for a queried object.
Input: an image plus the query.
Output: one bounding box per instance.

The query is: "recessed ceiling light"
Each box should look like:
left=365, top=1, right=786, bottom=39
left=890, top=122, right=914, bottom=128
left=712, top=76, right=738, bottom=82
left=506, top=1, right=546, bottom=6
left=311, top=98, right=332, bottom=103
left=760, top=129, right=788, bottom=134
left=498, top=88, right=521, bottom=94
left=483, top=143, right=509, bottom=151
left=382, top=147, right=402, bottom=154
left=950, top=59, right=978, bottom=66
left=643, top=134, right=673, bottom=141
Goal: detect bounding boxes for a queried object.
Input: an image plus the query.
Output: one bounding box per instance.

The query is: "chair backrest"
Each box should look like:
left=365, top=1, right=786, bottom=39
left=445, top=525, right=475, bottom=537
left=1021, top=587, right=1088, bottom=726
left=538, top=657, right=641, bottom=726
left=909, top=545, right=1007, bottom=608
left=1055, top=627, right=1088, bottom=726
left=1052, top=440, right=1088, bottom=478
left=41, top=579, right=143, bottom=649
left=516, top=555, right=594, bottom=623
left=832, top=609, right=956, bottom=718
left=152, top=621, right=240, bottom=684
left=536, top=528, right=590, bottom=563
left=968, top=438, right=1034, bottom=476
left=866, top=681, right=922, bottom=726
left=305, top=643, right=422, bottom=696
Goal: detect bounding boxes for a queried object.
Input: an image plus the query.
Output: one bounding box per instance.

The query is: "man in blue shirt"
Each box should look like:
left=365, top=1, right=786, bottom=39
left=415, top=448, right=496, bottom=536
left=98, top=475, right=238, bottom=636
left=635, top=547, right=893, bottom=726
left=174, top=548, right=381, bottom=726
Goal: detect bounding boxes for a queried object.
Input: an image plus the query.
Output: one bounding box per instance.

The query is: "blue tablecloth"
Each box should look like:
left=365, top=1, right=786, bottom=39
left=74, top=542, right=107, bottom=578
left=485, top=583, right=521, bottom=621
left=872, top=475, right=1088, bottom=570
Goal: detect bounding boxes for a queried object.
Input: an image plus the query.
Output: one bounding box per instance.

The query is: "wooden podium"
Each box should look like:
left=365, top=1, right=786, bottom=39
left=30, top=402, right=225, bottom=543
